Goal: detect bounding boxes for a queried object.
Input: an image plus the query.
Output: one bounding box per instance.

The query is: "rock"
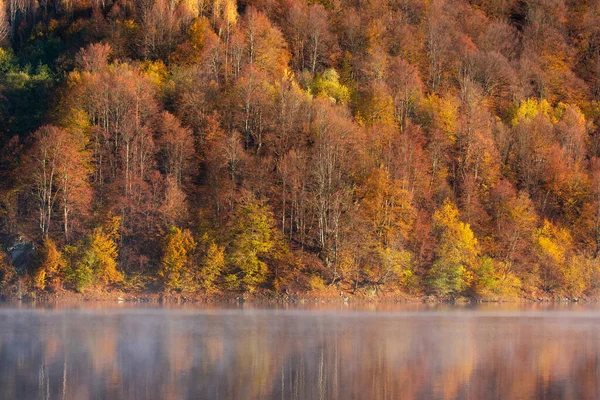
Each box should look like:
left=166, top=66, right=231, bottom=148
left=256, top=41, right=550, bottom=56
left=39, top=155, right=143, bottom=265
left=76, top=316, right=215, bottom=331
left=1, top=234, right=35, bottom=273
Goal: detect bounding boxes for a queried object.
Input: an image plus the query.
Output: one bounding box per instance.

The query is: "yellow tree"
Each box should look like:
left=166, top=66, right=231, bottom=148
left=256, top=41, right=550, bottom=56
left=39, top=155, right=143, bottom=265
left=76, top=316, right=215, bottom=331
left=227, top=195, right=278, bottom=291
left=357, top=81, right=395, bottom=127
left=70, top=217, right=123, bottom=291
left=171, top=16, right=219, bottom=65
left=34, top=238, right=66, bottom=290
left=159, top=226, right=197, bottom=291
left=200, top=241, right=225, bottom=292
left=359, top=167, right=415, bottom=247
left=534, top=220, right=585, bottom=295
left=357, top=167, right=416, bottom=286
left=310, top=69, right=350, bottom=105
left=509, top=99, right=556, bottom=194
left=421, top=93, right=459, bottom=198
left=346, top=167, right=416, bottom=285
left=429, top=199, right=480, bottom=296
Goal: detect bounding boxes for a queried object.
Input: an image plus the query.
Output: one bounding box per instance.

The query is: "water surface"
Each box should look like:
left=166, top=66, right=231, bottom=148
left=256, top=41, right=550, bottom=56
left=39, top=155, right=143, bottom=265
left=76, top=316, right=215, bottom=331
left=1, top=302, right=599, bottom=399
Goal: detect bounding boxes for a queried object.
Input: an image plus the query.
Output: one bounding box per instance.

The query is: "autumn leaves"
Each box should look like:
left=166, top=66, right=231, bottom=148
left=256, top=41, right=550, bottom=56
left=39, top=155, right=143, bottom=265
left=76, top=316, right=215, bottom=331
left=4, top=0, right=600, bottom=299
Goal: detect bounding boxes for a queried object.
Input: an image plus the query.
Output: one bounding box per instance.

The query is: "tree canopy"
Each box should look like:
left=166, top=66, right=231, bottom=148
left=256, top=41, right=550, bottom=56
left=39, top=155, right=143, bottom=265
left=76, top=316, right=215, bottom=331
left=2, top=0, right=600, bottom=299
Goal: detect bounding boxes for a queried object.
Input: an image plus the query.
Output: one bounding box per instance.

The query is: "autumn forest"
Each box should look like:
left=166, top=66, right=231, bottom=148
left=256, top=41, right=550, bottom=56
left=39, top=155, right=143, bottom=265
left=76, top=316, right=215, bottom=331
left=1, top=0, right=600, bottom=299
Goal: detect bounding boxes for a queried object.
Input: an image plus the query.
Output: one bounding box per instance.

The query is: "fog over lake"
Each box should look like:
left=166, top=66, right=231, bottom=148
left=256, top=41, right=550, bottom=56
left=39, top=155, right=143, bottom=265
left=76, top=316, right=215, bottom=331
left=0, top=303, right=599, bottom=400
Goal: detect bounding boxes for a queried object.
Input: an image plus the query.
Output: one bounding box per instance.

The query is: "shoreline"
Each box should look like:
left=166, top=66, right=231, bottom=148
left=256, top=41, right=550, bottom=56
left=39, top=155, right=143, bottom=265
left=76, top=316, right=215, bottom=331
left=3, top=286, right=596, bottom=306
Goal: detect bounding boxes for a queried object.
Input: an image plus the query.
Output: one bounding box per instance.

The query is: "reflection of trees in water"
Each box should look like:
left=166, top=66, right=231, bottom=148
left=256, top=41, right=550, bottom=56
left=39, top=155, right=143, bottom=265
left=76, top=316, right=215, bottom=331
left=0, top=311, right=599, bottom=399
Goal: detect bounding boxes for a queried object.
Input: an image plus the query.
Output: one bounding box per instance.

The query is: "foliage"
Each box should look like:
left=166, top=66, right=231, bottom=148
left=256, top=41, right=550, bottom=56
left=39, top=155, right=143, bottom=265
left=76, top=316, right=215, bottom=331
left=429, top=199, right=480, bottom=297
left=0, top=250, right=15, bottom=289
left=4, top=0, right=600, bottom=299
left=510, top=98, right=555, bottom=126
left=200, top=241, right=225, bottom=292
left=533, top=220, right=585, bottom=295
left=377, top=247, right=415, bottom=290
left=66, top=217, right=123, bottom=291
left=475, top=257, right=521, bottom=299
left=309, top=275, right=327, bottom=292
left=159, top=226, right=197, bottom=292
left=34, top=238, right=65, bottom=290
left=227, top=196, right=278, bottom=291
left=310, top=69, right=350, bottom=104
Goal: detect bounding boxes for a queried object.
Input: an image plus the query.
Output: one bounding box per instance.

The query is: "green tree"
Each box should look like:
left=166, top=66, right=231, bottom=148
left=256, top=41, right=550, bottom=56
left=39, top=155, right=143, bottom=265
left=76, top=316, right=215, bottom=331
left=310, top=69, right=350, bottom=104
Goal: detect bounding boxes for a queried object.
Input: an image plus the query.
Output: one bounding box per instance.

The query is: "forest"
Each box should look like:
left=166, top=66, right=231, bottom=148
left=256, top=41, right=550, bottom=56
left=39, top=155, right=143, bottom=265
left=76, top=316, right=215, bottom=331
left=1, top=0, right=600, bottom=300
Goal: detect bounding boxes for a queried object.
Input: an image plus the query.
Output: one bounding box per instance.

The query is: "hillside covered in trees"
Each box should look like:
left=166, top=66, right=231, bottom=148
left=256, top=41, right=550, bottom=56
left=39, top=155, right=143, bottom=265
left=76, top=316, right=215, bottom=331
left=1, top=0, right=600, bottom=299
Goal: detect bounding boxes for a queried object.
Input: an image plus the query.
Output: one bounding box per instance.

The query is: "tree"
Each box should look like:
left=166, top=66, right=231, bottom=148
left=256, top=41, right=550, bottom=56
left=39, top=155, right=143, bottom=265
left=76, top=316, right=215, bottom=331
left=200, top=241, right=225, bottom=292
left=488, top=180, right=537, bottom=274
left=421, top=93, right=458, bottom=200
left=58, top=109, right=92, bottom=242
left=508, top=99, right=555, bottom=197
left=534, top=220, right=569, bottom=292
left=159, top=226, right=196, bottom=291
left=34, top=238, right=66, bottom=290
left=277, top=148, right=310, bottom=244
left=467, top=50, right=517, bottom=112
left=234, top=65, right=272, bottom=153
left=227, top=194, right=278, bottom=291
left=309, top=100, right=356, bottom=273
left=160, top=175, right=188, bottom=227
left=310, top=69, right=350, bottom=104
left=426, top=0, right=454, bottom=92
left=243, top=7, right=290, bottom=80
left=429, top=199, right=480, bottom=296
left=25, top=126, right=63, bottom=239
left=376, top=246, right=415, bottom=289
left=70, top=217, right=123, bottom=291
left=182, top=0, right=210, bottom=18
left=138, top=0, right=189, bottom=60
left=76, top=43, right=111, bottom=73
left=155, top=111, right=195, bottom=187
left=386, top=57, right=422, bottom=131
left=24, top=125, right=90, bottom=241
left=454, top=77, right=500, bottom=225
left=172, top=16, right=220, bottom=65
left=0, top=249, right=14, bottom=290
left=358, top=167, right=415, bottom=249
left=306, top=4, right=334, bottom=75
left=0, top=0, right=8, bottom=45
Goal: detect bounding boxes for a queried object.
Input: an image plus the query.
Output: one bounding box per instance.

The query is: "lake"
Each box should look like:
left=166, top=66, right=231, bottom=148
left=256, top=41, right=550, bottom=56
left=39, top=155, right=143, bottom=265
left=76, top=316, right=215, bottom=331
left=0, top=302, right=598, bottom=399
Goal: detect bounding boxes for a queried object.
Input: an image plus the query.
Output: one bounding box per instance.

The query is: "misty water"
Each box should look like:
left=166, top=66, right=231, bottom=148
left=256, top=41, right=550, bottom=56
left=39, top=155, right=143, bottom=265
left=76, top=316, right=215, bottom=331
left=1, top=303, right=599, bottom=400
